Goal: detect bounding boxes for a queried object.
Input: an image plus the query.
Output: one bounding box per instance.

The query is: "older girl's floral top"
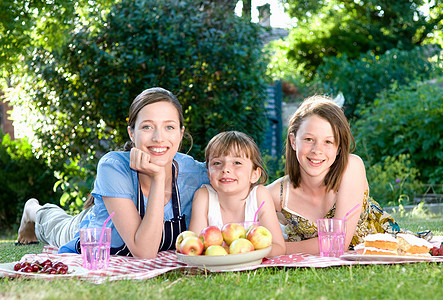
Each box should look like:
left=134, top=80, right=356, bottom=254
left=279, top=177, right=431, bottom=248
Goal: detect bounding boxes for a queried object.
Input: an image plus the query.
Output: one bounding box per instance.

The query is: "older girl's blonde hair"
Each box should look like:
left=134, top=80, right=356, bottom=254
left=285, top=95, right=355, bottom=192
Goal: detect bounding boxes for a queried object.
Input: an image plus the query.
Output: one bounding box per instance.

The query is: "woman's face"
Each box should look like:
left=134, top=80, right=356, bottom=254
left=290, top=115, right=339, bottom=180
left=128, top=101, right=184, bottom=167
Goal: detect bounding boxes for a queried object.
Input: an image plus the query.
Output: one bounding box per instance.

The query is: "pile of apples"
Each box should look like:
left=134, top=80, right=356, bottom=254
left=176, top=223, right=272, bottom=256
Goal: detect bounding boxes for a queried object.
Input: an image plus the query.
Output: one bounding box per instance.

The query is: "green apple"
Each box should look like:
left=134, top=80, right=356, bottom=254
left=179, top=236, right=204, bottom=256
left=199, top=226, right=223, bottom=250
left=221, top=223, right=246, bottom=246
left=204, top=245, right=228, bottom=256
left=229, top=238, right=254, bottom=254
left=175, top=230, right=198, bottom=252
left=246, top=225, right=272, bottom=250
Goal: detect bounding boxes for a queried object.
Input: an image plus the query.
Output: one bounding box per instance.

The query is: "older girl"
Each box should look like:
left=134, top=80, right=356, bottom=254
left=267, top=95, right=414, bottom=255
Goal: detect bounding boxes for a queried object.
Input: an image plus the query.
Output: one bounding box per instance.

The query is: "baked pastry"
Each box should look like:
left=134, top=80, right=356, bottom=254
left=363, top=233, right=399, bottom=255
left=353, top=243, right=365, bottom=255
left=396, top=233, right=432, bottom=257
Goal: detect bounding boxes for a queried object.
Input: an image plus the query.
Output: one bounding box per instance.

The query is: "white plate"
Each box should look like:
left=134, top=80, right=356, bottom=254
left=340, top=254, right=440, bottom=262
left=177, top=247, right=271, bottom=271
left=0, top=262, right=89, bottom=278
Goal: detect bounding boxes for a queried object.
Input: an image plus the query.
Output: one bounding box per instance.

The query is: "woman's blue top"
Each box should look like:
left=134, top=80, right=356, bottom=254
left=58, top=151, right=209, bottom=253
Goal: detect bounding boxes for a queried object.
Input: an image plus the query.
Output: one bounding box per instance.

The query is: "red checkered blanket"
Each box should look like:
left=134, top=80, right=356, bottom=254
left=2, top=237, right=442, bottom=284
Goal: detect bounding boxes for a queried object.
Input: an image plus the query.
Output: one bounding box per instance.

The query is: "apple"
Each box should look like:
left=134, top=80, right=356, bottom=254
left=229, top=238, right=254, bottom=254
left=179, top=236, right=204, bottom=255
left=245, top=224, right=259, bottom=237
left=246, top=225, right=272, bottom=250
left=175, top=230, right=198, bottom=252
left=221, top=223, right=246, bottom=245
left=205, top=245, right=228, bottom=256
left=199, top=226, right=224, bottom=250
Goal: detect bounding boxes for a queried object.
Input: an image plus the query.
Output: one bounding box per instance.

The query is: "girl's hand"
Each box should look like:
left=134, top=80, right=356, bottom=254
left=129, top=148, right=164, bottom=178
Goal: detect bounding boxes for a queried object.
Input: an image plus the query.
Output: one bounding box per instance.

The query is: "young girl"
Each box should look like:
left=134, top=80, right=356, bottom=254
left=189, top=131, right=286, bottom=257
left=267, top=95, right=431, bottom=255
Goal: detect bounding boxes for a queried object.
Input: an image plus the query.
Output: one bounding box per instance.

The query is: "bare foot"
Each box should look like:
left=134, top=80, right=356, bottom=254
left=17, top=198, right=41, bottom=244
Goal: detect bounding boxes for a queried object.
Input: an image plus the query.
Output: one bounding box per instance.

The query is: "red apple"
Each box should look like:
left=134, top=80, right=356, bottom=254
left=175, top=230, right=198, bottom=252
left=221, top=223, right=246, bottom=245
left=245, top=223, right=259, bottom=237
left=246, top=225, right=272, bottom=250
left=204, top=245, right=228, bottom=256
left=179, top=236, right=204, bottom=255
left=229, top=238, right=254, bottom=254
left=199, top=226, right=224, bottom=250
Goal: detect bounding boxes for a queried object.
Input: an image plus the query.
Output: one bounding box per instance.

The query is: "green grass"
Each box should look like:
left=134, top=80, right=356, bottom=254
left=1, top=214, right=442, bottom=300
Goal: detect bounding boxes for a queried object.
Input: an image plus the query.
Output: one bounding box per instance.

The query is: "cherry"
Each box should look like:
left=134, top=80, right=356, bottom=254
left=41, top=265, right=52, bottom=273
left=19, top=266, right=33, bottom=273
left=31, top=264, right=41, bottom=272
left=41, top=259, right=52, bottom=267
left=53, top=262, right=64, bottom=269
left=13, top=263, right=22, bottom=271
left=56, top=264, right=68, bottom=273
left=58, top=268, right=67, bottom=275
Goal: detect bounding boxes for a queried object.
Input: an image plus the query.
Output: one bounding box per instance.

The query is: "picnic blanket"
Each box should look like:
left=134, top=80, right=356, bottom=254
left=2, top=237, right=442, bottom=284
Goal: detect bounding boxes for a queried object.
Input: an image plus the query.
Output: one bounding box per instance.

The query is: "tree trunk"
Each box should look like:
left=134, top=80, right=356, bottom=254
left=242, top=0, right=251, bottom=21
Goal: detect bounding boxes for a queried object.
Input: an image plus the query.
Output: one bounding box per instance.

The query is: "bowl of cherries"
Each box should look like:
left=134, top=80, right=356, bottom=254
left=13, top=259, right=69, bottom=275
left=429, top=242, right=443, bottom=256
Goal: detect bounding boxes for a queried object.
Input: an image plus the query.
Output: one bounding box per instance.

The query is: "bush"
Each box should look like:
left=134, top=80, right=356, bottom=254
left=316, top=46, right=442, bottom=119
left=353, top=79, right=443, bottom=185
left=0, top=132, right=61, bottom=230
left=263, top=154, right=285, bottom=184
left=14, top=0, right=269, bottom=210
left=365, top=154, right=421, bottom=207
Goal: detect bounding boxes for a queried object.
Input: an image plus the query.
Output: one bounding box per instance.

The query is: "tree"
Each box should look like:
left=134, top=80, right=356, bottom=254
left=276, top=0, right=443, bottom=81
left=0, top=0, right=115, bottom=81
left=10, top=0, right=269, bottom=208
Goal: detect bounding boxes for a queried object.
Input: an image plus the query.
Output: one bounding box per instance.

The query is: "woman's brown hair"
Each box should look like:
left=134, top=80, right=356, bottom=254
left=285, top=95, right=355, bottom=192
left=124, top=87, right=192, bottom=152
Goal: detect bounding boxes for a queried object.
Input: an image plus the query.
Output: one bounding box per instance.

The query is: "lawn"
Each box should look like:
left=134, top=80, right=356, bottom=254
left=0, top=213, right=442, bottom=300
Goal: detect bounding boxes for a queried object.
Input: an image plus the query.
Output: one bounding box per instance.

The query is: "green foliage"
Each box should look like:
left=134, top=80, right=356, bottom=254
left=0, top=132, right=61, bottom=230
left=263, top=154, right=286, bottom=184
left=316, top=46, right=442, bottom=119
left=276, top=0, right=443, bottom=82
left=364, top=154, right=421, bottom=207
left=0, top=0, right=115, bottom=79
left=10, top=0, right=269, bottom=210
left=53, top=159, right=96, bottom=214
left=353, top=80, right=443, bottom=185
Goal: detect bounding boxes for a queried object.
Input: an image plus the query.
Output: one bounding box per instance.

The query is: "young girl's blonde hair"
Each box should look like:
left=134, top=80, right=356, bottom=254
left=205, top=131, right=268, bottom=186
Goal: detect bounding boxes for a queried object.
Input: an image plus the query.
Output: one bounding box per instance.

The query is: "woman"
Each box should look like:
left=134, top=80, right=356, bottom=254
left=266, top=95, right=421, bottom=255
left=17, top=87, right=209, bottom=259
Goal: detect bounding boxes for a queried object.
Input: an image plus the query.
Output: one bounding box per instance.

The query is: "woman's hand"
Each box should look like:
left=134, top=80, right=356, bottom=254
left=129, top=148, right=164, bottom=178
